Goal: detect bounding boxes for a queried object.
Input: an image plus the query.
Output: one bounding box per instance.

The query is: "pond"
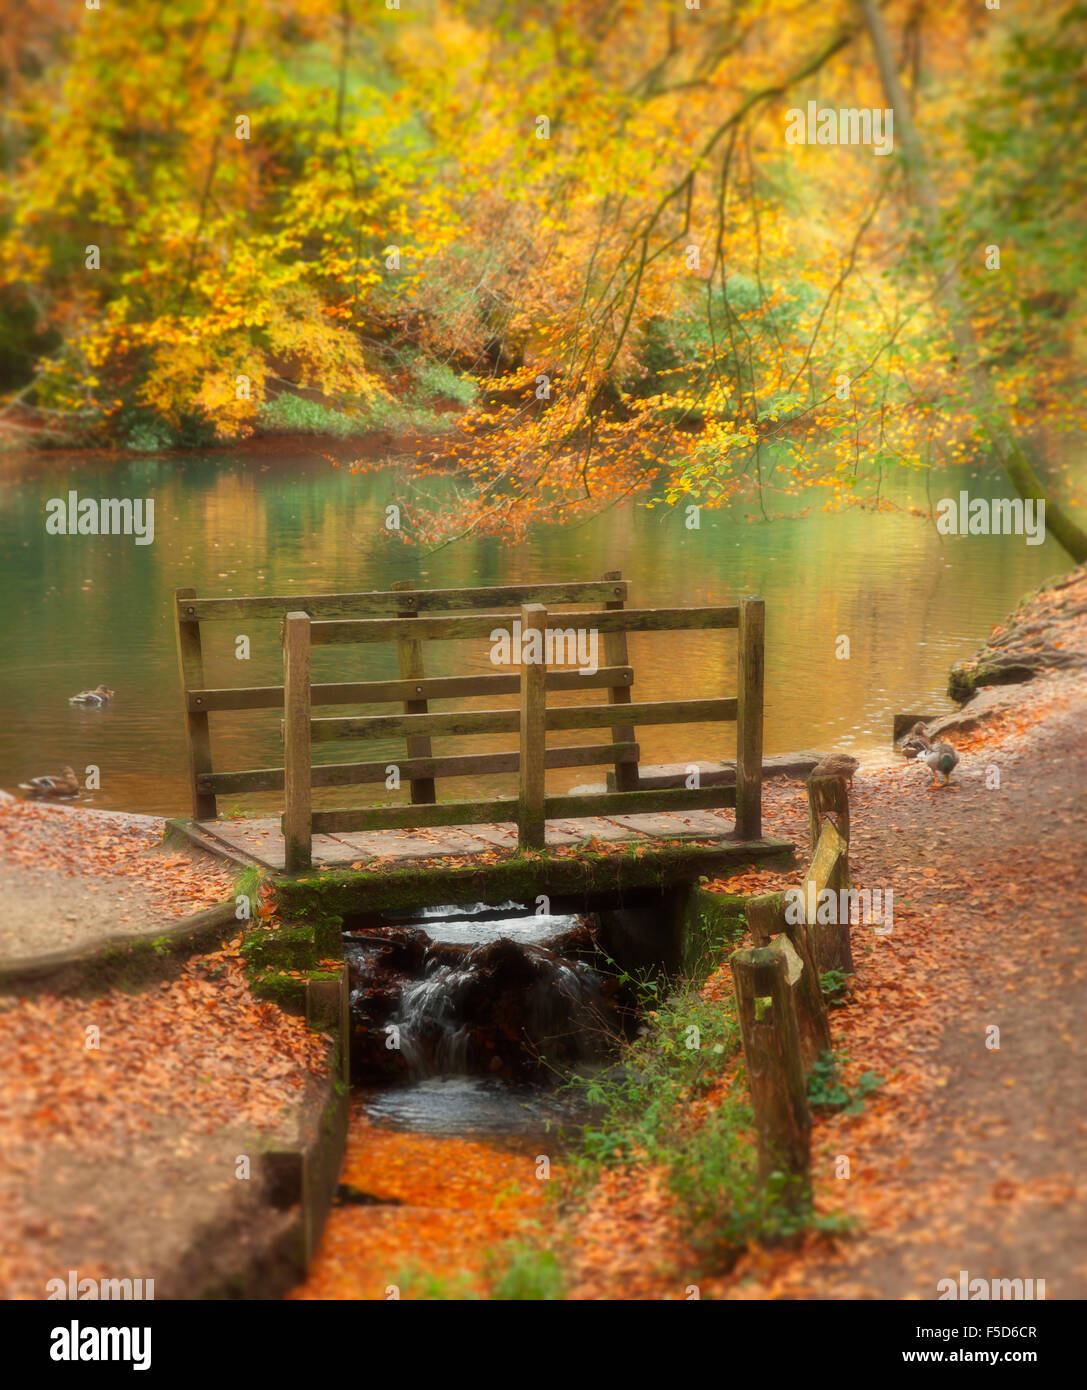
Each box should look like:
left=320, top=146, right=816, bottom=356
left=0, top=446, right=1062, bottom=815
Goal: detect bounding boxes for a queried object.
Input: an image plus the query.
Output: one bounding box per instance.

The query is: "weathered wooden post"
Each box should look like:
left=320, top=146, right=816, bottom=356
left=731, top=945, right=811, bottom=1208
left=807, top=773, right=850, bottom=869
left=518, top=603, right=547, bottom=850
left=601, top=570, right=640, bottom=792
left=283, top=611, right=312, bottom=872
left=744, top=892, right=832, bottom=1072
left=802, top=822, right=855, bottom=975
left=736, top=595, right=765, bottom=841
left=174, top=587, right=217, bottom=821
left=744, top=891, right=786, bottom=947
left=392, top=579, right=436, bottom=806
left=805, top=775, right=854, bottom=974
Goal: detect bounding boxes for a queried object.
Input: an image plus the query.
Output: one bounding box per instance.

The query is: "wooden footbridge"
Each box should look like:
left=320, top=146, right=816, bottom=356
left=171, top=575, right=792, bottom=883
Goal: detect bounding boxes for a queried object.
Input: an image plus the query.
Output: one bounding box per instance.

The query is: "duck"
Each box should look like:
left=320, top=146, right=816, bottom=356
left=808, top=753, right=860, bottom=790
left=923, top=740, right=959, bottom=788
left=69, top=685, right=115, bottom=706
left=898, top=721, right=932, bottom=760
left=18, top=766, right=80, bottom=798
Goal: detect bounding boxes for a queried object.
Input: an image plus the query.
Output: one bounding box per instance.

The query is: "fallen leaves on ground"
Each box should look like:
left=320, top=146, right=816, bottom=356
left=0, top=945, right=330, bottom=1297
left=0, top=800, right=236, bottom=918
left=289, top=1099, right=553, bottom=1300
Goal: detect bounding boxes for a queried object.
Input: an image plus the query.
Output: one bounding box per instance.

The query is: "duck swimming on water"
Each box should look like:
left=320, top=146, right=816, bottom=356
left=69, top=685, right=115, bottom=706
left=18, top=766, right=80, bottom=798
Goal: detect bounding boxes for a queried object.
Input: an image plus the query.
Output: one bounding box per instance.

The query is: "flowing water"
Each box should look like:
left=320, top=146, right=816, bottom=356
left=0, top=446, right=1065, bottom=811
left=346, top=900, right=620, bottom=1140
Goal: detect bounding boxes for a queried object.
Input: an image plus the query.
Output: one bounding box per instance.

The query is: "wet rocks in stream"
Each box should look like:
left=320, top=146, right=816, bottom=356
left=346, top=916, right=628, bottom=1083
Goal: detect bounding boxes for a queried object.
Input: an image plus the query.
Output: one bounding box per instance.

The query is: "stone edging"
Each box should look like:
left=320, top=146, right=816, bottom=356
left=190, top=967, right=351, bottom=1300
left=0, top=900, right=240, bottom=995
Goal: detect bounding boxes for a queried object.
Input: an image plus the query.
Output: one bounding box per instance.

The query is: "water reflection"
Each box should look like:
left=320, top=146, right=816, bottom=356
left=0, top=448, right=1063, bottom=814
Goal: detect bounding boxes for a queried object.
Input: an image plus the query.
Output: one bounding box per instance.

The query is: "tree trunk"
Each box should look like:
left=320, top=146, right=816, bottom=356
left=856, top=0, right=1087, bottom=564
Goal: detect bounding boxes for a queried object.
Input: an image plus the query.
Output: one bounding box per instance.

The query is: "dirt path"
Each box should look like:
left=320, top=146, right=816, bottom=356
left=0, top=936, right=331, bottom=1299
left=0, top=799, right=236, bottom=961
left=705, top=673, right=1087, bottom=1300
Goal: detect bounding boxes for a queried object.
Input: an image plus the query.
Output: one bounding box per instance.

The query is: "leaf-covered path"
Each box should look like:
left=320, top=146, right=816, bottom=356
left=704, top=674, right=1087, bottom=1300
left=0, top=799, right=235, bottom=961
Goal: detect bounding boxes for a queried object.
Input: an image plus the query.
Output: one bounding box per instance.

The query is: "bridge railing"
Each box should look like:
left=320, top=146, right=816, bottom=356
left=175, top=576, right=640, bottom=814
left=173, top=576, right=765, bottom=872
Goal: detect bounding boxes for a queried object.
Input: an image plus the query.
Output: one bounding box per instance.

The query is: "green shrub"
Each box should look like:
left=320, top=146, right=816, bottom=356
left=488, top=1242, right=565, bottom=1301
left=410, top=358, right=478, bottom=406
left=565, top=986, right=741, bottom=1170
left=256, top=393, right=361, bottom=437
left=806, top=1050, right=883, bottom=1115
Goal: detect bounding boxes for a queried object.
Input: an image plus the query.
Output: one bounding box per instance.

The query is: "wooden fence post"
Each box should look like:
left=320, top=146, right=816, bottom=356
left=391, top=579, right=436, bottom=805
left=283, top=611, right=312, bottom=872
left=744, top=890, right=786, bottom=947
left=744, top=892, right=832, bottom=1072
left=601, top=570, right=640, bottom=793
left=731, top=945, right=811, bottom=1208
left=736, top=595, right=765, bottom=841
left=174, top=587, right=217, bottom=820
left=802, top=817, right=855, bottom=976
left=518, top=603, right=547, bottom=849
left=807, top=774, right=850, bottom=868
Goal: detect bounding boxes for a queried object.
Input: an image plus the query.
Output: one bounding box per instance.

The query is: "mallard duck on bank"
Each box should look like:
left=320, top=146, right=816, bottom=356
left=923, top=740, right=959, bottom=789
left=808, top=753, right=860, bottom=790
left=18, top=766, right=80, bottom=798
left=898, top=721, right=932, bottom=760
left=69, top=685, right=115, bottom=706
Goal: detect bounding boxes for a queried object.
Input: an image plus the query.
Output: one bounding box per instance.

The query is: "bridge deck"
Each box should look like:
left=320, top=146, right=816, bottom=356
left=185, top=807, right=751, bottom=873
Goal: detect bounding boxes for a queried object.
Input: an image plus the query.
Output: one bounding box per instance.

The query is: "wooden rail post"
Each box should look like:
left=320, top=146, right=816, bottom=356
left=391, top=579, right=436, bottom=805
left=802, top=812, right=855, bottom=976
left=174, top=587, right=217, bottom=820
left=744, top=893, right=832, bottom=1073
left=601, top=570, right=640, bottom=793
left=283, top=611, right=312, bottom=872
left=807, top=774, right=850, bottom=870
left=731, top=945, right=811, bottom=1209
left=518, top=603, right=547, bottom=849
left=744, top=890, right=786, bottom=947
left=736, top=595, right=765, bottom=841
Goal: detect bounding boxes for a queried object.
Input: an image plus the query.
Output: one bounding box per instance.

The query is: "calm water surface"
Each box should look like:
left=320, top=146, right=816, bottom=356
left=0, top=448, right=1065, bottom=815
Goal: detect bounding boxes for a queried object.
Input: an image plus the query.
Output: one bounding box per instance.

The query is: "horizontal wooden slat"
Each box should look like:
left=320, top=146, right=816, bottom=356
left=304, top=783, right=734, bottom=835
left=197, top=742, right=640, bottom=794
left=309, top=799, right=517, bottom=834
left=177, top=581, right=628, bottom=623
left=310, top=708, right=521, bottom=741
left=544, top=786, right=737, bottom=818
left=308, top=606, right=740, bottom=645
left=186, top=667, right=635, bottom=713
left=304, top=697, right=734, bottom=742
left=546, top=698, right=736, bottom=731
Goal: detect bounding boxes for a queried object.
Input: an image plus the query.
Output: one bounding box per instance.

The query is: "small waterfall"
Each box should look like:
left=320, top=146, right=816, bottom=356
left=395, top=965, right=473, bottom=1076
left=346, top=906, right=623, bottom=1084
